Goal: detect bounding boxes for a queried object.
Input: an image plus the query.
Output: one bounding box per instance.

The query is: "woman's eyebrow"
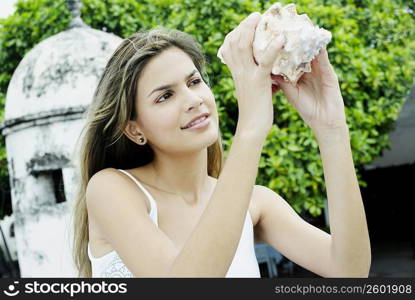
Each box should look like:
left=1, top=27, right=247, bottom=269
left=147, top=69, right=199, bottom=98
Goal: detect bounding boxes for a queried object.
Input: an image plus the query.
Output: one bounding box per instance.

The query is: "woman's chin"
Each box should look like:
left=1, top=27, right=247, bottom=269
left=194, top=129, right=219, bottom=149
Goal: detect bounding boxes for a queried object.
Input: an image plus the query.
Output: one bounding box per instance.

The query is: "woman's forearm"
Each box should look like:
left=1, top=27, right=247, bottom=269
left=313, top=125, right=371, bottom=277
left=167, top=129, right=265, bottom=277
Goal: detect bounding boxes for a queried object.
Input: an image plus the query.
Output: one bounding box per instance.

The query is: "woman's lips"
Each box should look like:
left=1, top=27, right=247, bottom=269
left=182, top=116, right=211, bottom=130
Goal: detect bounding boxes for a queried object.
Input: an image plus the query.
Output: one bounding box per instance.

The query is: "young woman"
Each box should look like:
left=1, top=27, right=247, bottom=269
left=72, top=12, right=371, bottom=278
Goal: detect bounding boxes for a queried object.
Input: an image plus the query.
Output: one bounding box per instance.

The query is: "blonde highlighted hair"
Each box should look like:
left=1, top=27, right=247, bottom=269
left=71, top=27, right=224, bottom=277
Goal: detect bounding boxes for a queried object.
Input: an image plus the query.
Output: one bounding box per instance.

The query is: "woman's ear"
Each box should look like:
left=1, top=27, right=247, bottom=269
left=123, top=120, right=146, bottom=145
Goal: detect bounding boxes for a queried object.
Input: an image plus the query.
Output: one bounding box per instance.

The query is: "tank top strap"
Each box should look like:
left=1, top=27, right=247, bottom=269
left=117, top=169, right=158, bottom=226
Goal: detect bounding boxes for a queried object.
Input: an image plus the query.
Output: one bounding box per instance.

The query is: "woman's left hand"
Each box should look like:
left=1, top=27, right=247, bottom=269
left=272, top=48, right=347, bottom=132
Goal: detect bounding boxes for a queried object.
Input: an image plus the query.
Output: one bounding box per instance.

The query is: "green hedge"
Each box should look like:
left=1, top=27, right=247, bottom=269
left=0, top=0, right=414, bottom=218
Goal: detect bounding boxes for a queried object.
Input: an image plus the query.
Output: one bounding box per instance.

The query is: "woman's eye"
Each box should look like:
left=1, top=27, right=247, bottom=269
left=190, top=78, right=202, bottom=85
left=156, top=78, right=201, bottom=103
left=157, top=92, right=172, bottom=103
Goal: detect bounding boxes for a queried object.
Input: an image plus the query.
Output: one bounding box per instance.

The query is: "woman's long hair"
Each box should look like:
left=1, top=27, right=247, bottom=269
left=71, top=27, right=224, bottom=277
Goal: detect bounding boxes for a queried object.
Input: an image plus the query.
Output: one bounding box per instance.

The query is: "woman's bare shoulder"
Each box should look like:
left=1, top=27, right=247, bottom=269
left=88, top=167, right=143, bottom=188
left=89, top=167, right=121, bottom=182
left=86, top=167, right=151, bottom=214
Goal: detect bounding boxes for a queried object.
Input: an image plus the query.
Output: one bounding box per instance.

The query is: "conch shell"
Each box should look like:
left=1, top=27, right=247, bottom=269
left=218, top=2, right=332, bottom=85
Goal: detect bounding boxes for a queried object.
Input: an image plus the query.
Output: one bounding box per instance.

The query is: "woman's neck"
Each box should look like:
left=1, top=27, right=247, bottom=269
left=146, top=149, right=211, bottom=205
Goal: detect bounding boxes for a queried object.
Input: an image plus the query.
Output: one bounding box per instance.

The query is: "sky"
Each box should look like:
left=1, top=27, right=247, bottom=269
left=0, top=0, right=18, bottom=19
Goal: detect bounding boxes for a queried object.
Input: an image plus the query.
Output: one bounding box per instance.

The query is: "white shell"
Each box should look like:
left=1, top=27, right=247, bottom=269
left=253, top=2, right=332, bottom=84
left=217, top=3, right=332, bottom=85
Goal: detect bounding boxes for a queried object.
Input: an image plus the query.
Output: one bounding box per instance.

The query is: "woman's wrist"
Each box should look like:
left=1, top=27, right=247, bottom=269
left=312, top=123, right=350, bottom=147
left=234, top=126, right=268, bottom=146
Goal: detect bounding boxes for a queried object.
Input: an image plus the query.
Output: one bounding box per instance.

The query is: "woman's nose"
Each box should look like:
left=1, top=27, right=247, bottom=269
left=185, top=91, right=204, bottom=111
left=187, top=99, right=203, bottom=111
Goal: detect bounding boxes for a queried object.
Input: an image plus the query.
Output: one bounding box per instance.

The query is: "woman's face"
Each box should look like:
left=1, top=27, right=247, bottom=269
left=134, top=46, right=219, bottom=154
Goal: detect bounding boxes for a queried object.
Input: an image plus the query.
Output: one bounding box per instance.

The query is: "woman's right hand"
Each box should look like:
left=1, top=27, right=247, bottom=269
left=218, top=12, right=285, bottom=138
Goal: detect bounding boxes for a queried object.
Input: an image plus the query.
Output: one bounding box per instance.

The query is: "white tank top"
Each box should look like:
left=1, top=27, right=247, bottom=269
left=87, top=169, right=261, bottom=278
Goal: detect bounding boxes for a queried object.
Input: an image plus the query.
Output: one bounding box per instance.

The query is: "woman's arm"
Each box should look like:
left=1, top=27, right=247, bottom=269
left=253, top=125, right=371, bottom=277
left=266, top=48, right=371, bottom=277
left=314, top=125, right=371, bottom=277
